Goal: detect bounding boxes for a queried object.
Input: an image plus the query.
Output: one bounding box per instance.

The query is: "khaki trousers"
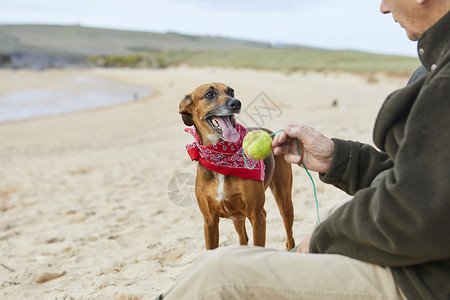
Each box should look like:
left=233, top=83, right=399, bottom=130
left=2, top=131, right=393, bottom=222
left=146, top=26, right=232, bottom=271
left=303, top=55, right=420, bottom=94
left=162, top=201, right=407, bottom=300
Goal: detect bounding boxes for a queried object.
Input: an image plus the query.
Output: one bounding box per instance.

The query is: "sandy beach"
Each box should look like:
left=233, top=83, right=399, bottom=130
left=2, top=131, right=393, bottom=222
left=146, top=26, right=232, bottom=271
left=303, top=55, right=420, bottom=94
left=0, top=67, right=409, bottom=299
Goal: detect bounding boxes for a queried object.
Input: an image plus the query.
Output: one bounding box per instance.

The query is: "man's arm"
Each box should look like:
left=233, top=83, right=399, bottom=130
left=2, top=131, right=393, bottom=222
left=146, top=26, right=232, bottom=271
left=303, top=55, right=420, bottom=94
left=319, top=139, right=393, bottom=195
left=310, top=72, right=450, bottom=266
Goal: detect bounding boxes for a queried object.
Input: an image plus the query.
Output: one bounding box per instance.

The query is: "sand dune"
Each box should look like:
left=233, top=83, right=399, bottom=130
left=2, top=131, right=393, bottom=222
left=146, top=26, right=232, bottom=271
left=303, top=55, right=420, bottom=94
left=0, top=67, right=408, bottom=299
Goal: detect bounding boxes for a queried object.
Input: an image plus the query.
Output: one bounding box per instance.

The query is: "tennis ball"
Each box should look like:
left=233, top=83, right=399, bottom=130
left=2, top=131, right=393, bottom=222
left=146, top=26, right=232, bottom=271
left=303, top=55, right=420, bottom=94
left=242, top=130, right=273, bottom=160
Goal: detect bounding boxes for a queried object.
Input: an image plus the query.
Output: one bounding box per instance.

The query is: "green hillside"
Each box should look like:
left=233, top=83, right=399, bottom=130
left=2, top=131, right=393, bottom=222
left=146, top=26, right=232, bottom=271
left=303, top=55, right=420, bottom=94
left=0, top=24, right=271, bottom=57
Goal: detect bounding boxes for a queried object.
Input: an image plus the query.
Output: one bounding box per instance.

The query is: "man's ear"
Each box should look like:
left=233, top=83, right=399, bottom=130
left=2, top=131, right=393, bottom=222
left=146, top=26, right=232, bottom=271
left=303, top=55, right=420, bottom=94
left=179, top=94, right=194, bottom=126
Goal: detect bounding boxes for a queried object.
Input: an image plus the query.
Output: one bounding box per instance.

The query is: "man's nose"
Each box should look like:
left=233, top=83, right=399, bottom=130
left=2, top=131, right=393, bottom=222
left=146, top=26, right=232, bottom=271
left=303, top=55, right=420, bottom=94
left=380, top=0, right=390, bottom=14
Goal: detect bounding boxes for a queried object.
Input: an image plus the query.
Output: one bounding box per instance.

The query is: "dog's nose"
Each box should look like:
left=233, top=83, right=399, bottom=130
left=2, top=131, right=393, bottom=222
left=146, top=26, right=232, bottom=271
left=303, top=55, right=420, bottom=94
left=227, top=99, right=241, bottom=111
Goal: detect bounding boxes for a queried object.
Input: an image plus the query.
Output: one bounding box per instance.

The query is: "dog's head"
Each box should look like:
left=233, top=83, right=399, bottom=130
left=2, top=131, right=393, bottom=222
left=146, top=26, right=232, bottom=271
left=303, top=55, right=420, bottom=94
left=179, top=82, right=241, bottom=145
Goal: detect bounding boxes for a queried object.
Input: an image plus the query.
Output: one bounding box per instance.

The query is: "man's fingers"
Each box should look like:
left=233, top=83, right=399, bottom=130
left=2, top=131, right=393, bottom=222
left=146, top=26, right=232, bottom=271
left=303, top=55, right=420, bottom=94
left=273, top=143, right=291, bottom=156
left=285, top=124, right=314, bottom=140
left=272, top=128, right=304, bottom=159
left=272, top=130, right=293, bottom=156
left=271, top=130, right=287, bottom=148
left=284, top=152, right=302, bottom=164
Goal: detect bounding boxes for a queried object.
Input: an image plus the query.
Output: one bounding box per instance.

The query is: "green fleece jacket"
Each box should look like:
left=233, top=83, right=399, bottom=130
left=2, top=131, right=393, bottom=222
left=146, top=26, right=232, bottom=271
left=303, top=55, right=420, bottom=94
left=310, top=11, right=450, bottom=300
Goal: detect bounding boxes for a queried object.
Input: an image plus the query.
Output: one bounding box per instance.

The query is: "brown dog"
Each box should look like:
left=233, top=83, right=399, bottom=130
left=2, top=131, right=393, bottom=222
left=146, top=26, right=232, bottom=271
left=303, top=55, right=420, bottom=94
left=179, top=82, right=295, bottom=250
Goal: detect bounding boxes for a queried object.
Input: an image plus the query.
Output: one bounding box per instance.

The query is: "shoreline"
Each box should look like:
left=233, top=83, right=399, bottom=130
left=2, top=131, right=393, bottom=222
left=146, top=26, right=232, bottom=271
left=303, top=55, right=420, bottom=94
left=0, top=70, right=153, bottom=124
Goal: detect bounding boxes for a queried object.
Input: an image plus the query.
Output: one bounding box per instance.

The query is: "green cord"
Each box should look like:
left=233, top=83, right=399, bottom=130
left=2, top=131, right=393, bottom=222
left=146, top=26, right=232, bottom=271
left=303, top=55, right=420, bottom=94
left=298, top=144, right=321, bottom=224
left=270, top=129, right=321, bottom=224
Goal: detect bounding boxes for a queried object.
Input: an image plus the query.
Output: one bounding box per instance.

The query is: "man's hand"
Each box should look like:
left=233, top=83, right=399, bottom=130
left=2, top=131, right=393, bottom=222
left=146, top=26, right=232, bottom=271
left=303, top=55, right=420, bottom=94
left=297, top=234, right=312, bottom=253
left=272, top=124, right=334, bottom=174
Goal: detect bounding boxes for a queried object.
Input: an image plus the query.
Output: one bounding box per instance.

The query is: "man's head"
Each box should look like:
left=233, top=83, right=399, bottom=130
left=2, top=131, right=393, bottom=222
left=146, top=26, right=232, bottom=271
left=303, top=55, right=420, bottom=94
left=380, top=0, right=450, bottom=41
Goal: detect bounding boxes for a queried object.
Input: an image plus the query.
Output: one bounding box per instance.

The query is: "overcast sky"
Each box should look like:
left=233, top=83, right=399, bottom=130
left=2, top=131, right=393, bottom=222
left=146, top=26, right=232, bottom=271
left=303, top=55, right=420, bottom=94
left=0, top=0, right=419, bottom=57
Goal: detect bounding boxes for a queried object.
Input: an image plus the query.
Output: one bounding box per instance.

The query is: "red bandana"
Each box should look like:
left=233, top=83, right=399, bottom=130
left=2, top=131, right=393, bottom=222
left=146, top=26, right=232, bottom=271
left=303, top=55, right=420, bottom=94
left=185, top=123, right=265, bottom=181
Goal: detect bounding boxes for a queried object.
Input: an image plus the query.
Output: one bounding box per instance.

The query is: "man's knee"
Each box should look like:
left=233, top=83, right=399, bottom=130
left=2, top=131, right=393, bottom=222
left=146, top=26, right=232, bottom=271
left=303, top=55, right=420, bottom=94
left=195, top=246, right=242, bottom=271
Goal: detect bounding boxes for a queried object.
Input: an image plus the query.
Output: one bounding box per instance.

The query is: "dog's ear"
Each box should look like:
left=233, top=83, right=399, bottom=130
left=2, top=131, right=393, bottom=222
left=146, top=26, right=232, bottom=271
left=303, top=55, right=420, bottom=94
left=179, top=94, right=194, bottom=126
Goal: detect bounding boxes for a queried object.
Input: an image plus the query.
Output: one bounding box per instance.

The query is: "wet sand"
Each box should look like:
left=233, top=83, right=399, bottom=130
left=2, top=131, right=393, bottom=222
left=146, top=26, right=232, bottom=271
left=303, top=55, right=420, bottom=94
left=0, top=72, right=151, bottom=122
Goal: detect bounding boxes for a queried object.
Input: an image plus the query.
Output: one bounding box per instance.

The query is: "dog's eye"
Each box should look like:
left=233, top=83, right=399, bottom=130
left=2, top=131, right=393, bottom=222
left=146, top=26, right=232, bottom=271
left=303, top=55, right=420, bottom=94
left=228, top=89, right=234, bottom=98
left=205, top=91, right=215, bottom=99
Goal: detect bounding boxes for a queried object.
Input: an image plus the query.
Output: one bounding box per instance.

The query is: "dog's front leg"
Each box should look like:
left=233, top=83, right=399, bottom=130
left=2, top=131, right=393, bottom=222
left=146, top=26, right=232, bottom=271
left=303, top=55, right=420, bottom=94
left=203, top=216, right=219, bottom=250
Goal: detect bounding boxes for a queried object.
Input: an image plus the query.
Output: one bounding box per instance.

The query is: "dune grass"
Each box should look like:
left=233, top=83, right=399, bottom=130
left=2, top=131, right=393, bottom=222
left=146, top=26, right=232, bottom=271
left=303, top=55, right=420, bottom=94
left=90, top=48, right=420, bottom=76
left=165, top=48, right=420, bottom=75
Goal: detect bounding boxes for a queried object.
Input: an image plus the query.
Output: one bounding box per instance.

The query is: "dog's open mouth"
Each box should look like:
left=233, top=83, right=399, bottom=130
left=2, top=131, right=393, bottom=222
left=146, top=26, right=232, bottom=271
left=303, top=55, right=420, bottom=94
left=206, top=115, right=240, bottom=143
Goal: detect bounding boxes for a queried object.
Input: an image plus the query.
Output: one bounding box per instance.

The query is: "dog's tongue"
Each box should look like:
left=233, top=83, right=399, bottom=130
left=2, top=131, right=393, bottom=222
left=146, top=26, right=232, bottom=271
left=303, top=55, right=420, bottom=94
left=214, top=116, right=240, bottom=143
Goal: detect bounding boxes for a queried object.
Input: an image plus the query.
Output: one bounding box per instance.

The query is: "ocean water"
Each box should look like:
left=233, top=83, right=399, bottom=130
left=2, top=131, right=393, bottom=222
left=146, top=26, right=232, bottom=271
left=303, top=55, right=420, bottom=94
left=0, top=75, right=152, bottom=122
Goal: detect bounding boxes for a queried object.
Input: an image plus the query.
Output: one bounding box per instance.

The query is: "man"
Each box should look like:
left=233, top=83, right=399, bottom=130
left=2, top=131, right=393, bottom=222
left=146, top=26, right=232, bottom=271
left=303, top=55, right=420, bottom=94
left=159, top=0, right=450, bottom=299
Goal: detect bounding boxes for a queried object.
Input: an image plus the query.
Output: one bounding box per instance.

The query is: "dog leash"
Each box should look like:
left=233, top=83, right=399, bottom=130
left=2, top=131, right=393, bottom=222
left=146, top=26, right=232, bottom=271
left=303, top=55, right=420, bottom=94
left=243, top=129, right=321, bottom=224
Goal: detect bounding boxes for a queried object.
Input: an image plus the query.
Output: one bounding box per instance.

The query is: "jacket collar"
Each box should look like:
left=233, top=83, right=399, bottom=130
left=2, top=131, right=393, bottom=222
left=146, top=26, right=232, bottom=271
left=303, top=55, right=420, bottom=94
left=417, top=11, right=450, bottom=72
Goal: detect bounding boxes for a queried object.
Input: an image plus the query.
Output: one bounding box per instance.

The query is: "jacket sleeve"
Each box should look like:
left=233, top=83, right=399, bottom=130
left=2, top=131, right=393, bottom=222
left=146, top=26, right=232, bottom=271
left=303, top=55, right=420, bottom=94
left=310, top=70, right=450, bottom=267
left=319, top=139, right=393, bottom=195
